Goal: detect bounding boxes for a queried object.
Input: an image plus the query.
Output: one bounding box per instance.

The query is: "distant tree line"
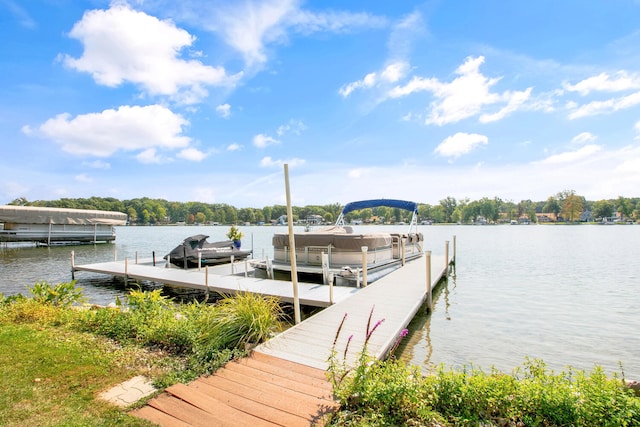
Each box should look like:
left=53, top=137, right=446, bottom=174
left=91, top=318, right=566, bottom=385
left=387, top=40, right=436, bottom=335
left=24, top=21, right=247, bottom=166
left=7, top=190, right=640, bottom=225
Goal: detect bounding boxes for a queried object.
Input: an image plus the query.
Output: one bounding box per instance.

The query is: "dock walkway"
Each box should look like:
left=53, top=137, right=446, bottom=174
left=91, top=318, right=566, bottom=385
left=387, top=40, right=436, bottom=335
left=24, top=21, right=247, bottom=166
left=73, top=260, right=359, bottom=307
left=255, top=254, right=448, bottom=370
left=132, top=253, right=451, bottom=426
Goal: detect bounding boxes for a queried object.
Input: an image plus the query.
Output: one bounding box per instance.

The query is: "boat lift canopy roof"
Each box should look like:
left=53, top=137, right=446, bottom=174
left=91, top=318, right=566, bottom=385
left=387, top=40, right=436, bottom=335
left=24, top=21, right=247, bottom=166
left=336, top=199, right=419, bottom=231
left=0, top=205, right=127, bottom=226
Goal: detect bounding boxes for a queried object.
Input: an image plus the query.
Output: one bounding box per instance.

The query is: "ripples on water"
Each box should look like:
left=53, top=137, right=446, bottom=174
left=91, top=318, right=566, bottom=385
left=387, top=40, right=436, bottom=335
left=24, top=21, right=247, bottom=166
left=1, top=224, right=638, bottom=378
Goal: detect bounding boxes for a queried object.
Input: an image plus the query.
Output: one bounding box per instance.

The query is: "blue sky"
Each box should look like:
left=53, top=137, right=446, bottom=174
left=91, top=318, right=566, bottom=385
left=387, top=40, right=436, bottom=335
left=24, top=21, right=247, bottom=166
left=2, top=0, right=640, bottom=208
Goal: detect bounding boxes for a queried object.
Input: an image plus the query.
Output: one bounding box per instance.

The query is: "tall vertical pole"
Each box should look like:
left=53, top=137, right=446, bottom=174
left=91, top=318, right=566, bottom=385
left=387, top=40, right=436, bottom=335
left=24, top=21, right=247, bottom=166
left=284, top=164, right=301, bottom=324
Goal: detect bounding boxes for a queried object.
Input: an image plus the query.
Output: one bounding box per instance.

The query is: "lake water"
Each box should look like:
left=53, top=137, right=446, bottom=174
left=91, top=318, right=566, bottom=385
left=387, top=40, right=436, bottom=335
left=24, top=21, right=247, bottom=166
left=1, top=224, right=638, bottom=379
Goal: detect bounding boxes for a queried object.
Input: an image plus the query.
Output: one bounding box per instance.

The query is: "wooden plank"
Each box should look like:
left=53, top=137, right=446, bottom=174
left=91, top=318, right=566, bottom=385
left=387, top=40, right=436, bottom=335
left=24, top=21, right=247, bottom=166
left=191, top=379, right=329, bottom=427
left=248, top=352, right=330, bottom=381
left=165, top=383, right=277, bottom=427
left=130, top=405, right=192, bottom=427
left=197, top=375, right=339, bottom=421
left=233, top=355, right=332, bottom=390
left=147, top=393, right=229, bottom=427
left=216, top=364, right=335, bottom=402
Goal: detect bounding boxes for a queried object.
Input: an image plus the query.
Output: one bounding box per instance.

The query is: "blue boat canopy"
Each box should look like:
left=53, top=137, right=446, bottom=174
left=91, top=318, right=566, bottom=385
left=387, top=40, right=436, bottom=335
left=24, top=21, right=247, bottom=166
left=341, top=199, right=418, bottom=215
left=335, top=199, right=420, bottom=231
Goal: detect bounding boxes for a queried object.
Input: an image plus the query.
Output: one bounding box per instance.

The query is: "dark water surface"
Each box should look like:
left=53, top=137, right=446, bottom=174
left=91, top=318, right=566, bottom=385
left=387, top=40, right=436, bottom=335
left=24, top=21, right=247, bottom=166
left=2, top=224, right=638, bottom=378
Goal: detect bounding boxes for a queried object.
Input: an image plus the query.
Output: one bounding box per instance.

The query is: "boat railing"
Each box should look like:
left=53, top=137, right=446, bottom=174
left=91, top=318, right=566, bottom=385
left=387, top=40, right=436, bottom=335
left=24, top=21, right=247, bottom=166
left=281, top=243, right=394, bottom=268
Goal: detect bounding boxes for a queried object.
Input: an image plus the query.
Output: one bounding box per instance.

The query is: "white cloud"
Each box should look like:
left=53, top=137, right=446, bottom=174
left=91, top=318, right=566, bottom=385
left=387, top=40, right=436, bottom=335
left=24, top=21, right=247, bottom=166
left=434, top=132, right=488, bottom=158
left=387, top=11, right=424, bottom=62
left=63, top=3, right=240, bottom=104
left=177, top=147, right=207, bottom=161
left=34, top=104, right=191, bottom=158
left=567, top=91, right=640, bottom=119
left=227, top=143, right=242, bottom=151
left=260, top=156, right=305, bottom=168
left=571, top=132, right=597, bottom=145
left=136, top=148, right=166, bottom=164
left=276, top=119, right=307, bottom=136
left=216, top=103, right=231, bottom=118
left=339, top=61, right=409, bottom=97
left=253, top=133, right=280, bottom=148
left=563, top=71, right=640, bottom=95
left=536, top=144, right=602, bottom=165
left=388, top=56, right=532, bottom=125
left=479, top=88, right=532, bottom=123
left=208, top=1, right=386, bottom=67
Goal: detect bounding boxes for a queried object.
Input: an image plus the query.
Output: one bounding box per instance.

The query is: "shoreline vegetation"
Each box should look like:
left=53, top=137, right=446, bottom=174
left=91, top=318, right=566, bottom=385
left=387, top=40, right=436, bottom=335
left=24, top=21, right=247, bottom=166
left=1, top=283, right=639, bottom=426
left=5, top=191, right=640, bottom=226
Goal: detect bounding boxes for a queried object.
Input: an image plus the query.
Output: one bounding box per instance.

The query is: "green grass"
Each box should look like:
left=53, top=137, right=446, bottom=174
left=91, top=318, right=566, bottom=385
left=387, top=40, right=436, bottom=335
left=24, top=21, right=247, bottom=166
left=0, top=323, right=156, bottom=427
left=0, top=282, right=286, bottom=427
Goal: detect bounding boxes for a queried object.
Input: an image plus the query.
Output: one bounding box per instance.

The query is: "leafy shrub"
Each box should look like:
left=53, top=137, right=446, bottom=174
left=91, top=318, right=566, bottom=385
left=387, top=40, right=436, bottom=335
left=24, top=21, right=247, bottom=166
left=29, top=281, right=86, bottom=307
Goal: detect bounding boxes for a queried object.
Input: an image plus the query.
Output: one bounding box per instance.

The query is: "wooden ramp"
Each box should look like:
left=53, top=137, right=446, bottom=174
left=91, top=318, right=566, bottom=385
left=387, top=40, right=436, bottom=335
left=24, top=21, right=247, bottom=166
left=131, top=352, right=340, bottom=427
left=73, top=260, right=359, bottom=307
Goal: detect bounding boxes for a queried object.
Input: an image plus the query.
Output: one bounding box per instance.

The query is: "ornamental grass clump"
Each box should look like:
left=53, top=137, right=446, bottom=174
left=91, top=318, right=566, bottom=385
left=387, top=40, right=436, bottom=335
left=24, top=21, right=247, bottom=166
left=196, top=292, right=284, bottom=353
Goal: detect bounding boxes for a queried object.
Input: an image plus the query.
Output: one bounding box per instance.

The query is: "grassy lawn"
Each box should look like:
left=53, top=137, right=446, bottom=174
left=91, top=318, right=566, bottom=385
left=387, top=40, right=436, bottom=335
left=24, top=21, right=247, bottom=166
left=0, top=323, right=158, bottom=427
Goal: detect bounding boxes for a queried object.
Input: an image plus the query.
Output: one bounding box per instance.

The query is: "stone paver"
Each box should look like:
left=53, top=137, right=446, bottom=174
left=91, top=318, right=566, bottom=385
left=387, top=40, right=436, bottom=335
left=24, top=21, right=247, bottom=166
left=99, top=375, right=156, bottom=407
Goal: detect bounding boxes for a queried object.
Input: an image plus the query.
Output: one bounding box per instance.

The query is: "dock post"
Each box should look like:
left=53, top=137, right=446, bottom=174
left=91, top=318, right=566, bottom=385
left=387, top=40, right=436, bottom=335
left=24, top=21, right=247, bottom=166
left=135, top=251, right=138, bottom=265
left=153, top=251, right=156, bottom=266
left=205, top=266, right=209, bottom=299
left=124, top=258, right=128, bottom=286
left=183, top=246, right=187, bottom=270
left=166, top=254, right=170, bottom=268
left=322, top=253, right=329, bottom=285
left=198, top=253, right=202, bottom=271
left=114, top=248, right=117, bottom=261
left=266, top=257, right=273, bottom=279
left=231, top=255, right=235, bottom=275
left=329, top=273, right=334, bottom=304
left=71, top=250, right=75, bottom=280
left=401, top=239, right=406, bottom=266
left=361, top=246, right=368, bottom=287
left=426, top=251, right=432, bottom=313
left=453, top=235, right=457, bottom=263
left=445, top=240, right=450, bottom=271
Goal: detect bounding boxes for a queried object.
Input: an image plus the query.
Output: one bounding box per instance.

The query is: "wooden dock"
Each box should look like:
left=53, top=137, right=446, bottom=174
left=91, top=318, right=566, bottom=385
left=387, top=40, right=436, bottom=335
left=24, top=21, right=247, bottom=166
left=72, top=259, right=360, bottom=307
left=131, top=252, right=452, bottom=426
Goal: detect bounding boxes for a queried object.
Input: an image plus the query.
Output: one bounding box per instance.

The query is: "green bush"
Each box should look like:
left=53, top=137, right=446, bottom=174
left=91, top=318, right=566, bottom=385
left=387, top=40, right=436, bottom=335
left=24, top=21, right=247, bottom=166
left=327, top=308, right=640, bottom=426
left=29, top=280, right=86, bottom=307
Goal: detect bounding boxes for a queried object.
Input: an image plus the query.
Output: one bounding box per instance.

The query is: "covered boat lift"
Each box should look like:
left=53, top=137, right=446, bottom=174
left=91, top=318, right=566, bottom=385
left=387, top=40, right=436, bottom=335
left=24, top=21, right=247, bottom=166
left=0, top=205, right=127, bottom=245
